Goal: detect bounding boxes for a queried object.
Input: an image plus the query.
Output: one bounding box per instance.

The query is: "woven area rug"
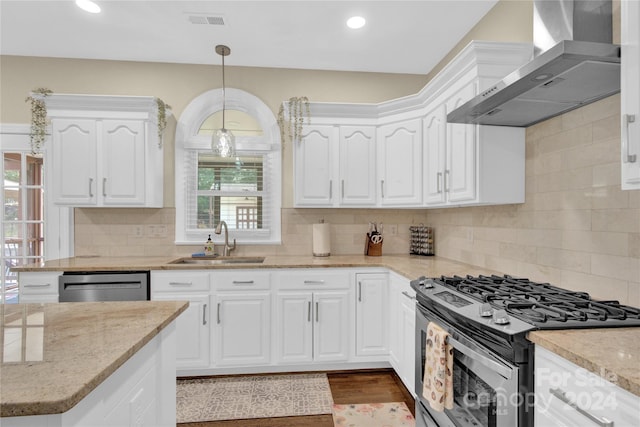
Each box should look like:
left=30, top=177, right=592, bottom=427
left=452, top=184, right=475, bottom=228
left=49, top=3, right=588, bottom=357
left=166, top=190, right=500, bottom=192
left=332, top=402, right=416, bottom=427
left=176, top=373, right=334, bottom=423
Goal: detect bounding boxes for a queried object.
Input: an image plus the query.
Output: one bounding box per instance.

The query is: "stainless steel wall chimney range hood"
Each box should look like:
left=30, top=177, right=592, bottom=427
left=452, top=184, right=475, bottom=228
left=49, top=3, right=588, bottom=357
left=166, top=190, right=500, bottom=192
left=447, top=0, right=620, bottom=127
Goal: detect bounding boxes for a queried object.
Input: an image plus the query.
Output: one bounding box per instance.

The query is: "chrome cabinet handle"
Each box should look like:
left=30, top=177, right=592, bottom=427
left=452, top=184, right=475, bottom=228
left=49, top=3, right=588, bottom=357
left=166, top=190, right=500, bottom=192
left=437, top=172, right=443, bottom=193
left=341, top=180, right=345, bottom=199
left=304, top=280, right=325, bottom=284
left=401, top=291, right=416, bottom=300
left=217, top=303, right=221, bottom=324
left=102, top=178, right=107, bottom=197
left=169, top=281, right=193, bottom=286
left=308, top=301, right=312, bottom=322
left=381, top=180, right=385, bottom=198
left=358, top=281, right=362, bottom=302
left=202, top=303, right=207, bottom=325
left=23, top=283, right=51, bottom=288
left=623, top=114, right=637, bottom=163
left=89, top=178, right=94, bottom=197
left=549, top=388, right=614, bottom=427
left=315, top=301, right=319, bottom=322
left=329, top=180, right=333, bottom=198
left=444, top=170, right=450, bottom=192
left=232, top=280, right=254, bottom=285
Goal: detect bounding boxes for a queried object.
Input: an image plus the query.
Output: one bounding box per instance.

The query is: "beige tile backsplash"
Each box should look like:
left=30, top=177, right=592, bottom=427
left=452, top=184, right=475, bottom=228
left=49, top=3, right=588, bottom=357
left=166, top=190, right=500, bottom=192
left=74, top=95, right=639, bottom=306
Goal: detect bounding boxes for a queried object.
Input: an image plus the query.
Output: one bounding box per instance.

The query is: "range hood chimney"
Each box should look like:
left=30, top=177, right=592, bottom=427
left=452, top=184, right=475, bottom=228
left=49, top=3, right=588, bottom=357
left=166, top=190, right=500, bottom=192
left=447, top=0, right=620, bottom=127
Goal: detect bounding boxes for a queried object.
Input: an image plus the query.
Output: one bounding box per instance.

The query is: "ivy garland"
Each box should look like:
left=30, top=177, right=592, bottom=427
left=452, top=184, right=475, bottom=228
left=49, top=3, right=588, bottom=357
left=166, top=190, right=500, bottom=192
left=25, top=88, right=53, bottom=154
left=156, top=98, right=171, bottom=148
left=277, top=96, right=310, bottom=145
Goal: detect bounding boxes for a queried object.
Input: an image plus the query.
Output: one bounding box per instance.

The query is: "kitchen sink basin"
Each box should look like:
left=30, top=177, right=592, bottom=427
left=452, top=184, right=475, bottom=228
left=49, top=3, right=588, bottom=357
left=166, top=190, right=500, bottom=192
left=169, top=257, right=265, bottom=265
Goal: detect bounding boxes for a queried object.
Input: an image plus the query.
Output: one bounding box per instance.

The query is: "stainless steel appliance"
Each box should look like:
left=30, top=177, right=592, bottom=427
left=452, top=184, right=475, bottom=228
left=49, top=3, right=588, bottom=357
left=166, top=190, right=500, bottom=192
left=448, top=0, right=620, bottom=127
left=411, top=275, right=640, bottom=427
left=59, top=271, right=150, bottom=302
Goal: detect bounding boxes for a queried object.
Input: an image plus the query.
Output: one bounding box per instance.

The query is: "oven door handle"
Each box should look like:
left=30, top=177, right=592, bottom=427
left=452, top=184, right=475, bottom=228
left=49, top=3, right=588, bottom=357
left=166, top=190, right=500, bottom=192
left=447, top=335, right=513, bottom=380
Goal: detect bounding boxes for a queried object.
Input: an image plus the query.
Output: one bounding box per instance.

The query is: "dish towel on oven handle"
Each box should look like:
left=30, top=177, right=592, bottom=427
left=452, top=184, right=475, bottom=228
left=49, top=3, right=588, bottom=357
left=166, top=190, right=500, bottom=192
left=422, top=321, right=454, bottom=412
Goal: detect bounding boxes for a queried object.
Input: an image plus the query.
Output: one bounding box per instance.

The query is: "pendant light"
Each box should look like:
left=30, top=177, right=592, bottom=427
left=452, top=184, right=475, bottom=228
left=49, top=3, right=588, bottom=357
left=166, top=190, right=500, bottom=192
left=212, top=44, right=235, bottom=157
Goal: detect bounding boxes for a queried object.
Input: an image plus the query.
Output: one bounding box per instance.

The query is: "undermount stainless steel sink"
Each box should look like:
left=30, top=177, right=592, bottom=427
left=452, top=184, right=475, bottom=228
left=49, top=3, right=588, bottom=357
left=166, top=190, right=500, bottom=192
left=169, top=257, right=265, bottom=265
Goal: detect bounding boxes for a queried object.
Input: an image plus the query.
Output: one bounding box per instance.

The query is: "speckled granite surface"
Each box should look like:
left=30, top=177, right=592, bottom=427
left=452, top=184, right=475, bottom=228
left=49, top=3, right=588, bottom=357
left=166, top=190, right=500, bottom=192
left=0, top=300, right=187, bottom=417
left=12, top=254, right=501, bottom=279
left=528, top=328, right=640, bottom=397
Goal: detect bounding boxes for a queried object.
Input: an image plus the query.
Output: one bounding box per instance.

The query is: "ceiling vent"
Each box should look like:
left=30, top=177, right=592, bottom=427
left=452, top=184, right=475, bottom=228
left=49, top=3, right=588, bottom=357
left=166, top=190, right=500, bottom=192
left=188, top=14, right=226, bottom=25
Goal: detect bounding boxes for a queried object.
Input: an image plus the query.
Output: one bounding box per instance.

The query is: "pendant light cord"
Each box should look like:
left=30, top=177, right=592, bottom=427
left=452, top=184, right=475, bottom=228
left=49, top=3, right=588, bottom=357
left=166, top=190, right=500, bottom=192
left=221, top=50, right=226, bottom=130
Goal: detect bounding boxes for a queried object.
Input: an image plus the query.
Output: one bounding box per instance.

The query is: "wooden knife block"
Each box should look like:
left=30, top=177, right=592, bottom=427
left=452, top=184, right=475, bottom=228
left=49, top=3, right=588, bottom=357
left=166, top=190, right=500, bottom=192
left=365, top=235, right=383, bottom=256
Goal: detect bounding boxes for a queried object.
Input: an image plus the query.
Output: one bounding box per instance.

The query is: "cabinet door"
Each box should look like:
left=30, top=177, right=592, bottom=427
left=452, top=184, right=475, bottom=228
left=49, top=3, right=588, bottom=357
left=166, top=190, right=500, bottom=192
left=400, top=290, right=416, bottom=395
left=51, top=119, right=97, bottom=205
left=216, top=293, right=271, bottom=366
left=622, top=0, right=640, bottom=190
left=339, top=126, right=376, bottom=206
left=356, top=273, right=388, bottom=357
left=153, top=293, right=210, bottom=369
left=445, top=83, right=477, bottom=203
left=314, top=291, right=349, bottom=362
left=377, top=119, right=423, bottom=205
left=102, top=120, right=146, bottom=205
left=294, top=125, right=337, bottom=206
left=423, top=106, right=447, bottom=205
left=276, top=292, right=313, bottom=364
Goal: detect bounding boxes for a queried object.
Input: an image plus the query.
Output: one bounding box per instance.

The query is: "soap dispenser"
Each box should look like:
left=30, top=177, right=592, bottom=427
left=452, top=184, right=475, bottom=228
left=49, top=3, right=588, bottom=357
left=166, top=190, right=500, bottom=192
left=204, top=234, right=214, bottom=256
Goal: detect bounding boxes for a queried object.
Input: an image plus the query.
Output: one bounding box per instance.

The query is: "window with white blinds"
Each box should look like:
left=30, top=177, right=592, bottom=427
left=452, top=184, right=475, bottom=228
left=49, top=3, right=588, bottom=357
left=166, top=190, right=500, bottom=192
left=175, top=88, right=282, bottom=245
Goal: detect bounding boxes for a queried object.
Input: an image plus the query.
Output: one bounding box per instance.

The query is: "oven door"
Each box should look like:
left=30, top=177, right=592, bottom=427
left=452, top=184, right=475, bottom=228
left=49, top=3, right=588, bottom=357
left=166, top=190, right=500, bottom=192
left=415, top=304, right=520, bottom=427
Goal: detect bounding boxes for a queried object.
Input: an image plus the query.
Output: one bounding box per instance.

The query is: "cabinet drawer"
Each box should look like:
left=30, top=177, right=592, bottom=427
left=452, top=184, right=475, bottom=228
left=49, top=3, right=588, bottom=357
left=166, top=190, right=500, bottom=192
left=19, top=272, right=61, bottom=295
left=275, top=270, right=350, bottom=290
left=213, top=271, right=270, bottom=291
left=535, top=346, right=639, bottom=427
left=151, top=271, right=210, bottom=292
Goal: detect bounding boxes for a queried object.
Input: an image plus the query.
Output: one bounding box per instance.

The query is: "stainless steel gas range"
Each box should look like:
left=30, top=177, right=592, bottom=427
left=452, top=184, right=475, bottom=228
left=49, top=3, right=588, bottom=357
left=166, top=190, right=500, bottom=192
left=410, top=274, right=640, bottom=427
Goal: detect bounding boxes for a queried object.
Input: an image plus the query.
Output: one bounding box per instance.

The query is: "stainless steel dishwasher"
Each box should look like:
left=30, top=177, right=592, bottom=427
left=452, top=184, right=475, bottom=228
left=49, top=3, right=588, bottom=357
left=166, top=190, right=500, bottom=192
left=59, top=271, right=150, bottom=302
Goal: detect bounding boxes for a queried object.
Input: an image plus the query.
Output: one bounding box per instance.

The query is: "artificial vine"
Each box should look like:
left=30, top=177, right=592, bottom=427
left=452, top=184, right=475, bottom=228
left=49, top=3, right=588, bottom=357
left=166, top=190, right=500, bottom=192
left=156, top=98, right=171, bottom=148
left=277, top=96, right=310, bottom=145
left=25, top=88, right=52, bottom=154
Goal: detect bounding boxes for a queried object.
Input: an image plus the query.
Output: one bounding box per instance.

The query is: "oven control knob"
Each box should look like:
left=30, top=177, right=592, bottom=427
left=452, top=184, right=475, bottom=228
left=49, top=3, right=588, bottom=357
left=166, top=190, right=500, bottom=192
left=492, top=309, right=510, bottom=325
left=418, top=276, right=434, bottom=289
left=479, top=303, right=493, bottom=317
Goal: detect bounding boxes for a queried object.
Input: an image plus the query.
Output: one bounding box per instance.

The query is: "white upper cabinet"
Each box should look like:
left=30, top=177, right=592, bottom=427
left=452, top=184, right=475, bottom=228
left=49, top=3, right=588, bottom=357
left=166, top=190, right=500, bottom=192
left=45, top=94, right=164, bottom=207
left=622, top=0, right=640, bottom=190
left=339, top=126, right=377, bottom=206
left=377, top=119, right=423, bottom=206
left=294, top=125, right=336, bottom=206
left=293, top=41, right=532, bottom=209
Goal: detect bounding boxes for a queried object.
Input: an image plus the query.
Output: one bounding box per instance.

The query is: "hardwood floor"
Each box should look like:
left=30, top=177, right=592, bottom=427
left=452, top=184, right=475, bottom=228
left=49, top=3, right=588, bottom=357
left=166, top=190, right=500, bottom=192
left=178, top=369, right=415, bottom=427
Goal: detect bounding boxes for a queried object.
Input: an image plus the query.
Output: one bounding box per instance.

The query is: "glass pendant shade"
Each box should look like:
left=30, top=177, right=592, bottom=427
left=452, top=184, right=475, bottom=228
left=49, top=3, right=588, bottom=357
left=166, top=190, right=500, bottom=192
left=212, top=44, right=235, bottom=158
left=211, top=128, right=236, bottom=157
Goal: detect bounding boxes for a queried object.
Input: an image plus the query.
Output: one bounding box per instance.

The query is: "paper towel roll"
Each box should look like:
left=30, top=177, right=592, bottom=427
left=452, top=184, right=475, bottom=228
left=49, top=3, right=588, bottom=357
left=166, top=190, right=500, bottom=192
left=312, top=223, right=331, bottom=257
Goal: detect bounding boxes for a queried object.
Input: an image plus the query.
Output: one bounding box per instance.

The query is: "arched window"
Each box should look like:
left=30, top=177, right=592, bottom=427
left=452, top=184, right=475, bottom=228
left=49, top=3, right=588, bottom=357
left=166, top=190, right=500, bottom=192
left=175, top=88, right=281, bottom=245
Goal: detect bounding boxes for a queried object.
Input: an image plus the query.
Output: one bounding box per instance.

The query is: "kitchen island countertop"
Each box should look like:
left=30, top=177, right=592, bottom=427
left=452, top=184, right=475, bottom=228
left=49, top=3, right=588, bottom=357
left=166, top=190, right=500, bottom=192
left=0, top=300, right=188, bottom=417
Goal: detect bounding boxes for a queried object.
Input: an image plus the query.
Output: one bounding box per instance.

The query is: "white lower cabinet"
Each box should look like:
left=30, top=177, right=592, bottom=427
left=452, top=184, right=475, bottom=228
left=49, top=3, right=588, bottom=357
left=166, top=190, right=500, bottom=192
left=388, top=272, right=416, bottom=395
left=151, top=271, right=211, bottom=370
left=215, top=292, right=271, bottom=366
left=18, top=272, right=61, bottom=303
left=355, top=273, right=388, bottom=357
left=275, top=270, right=351, bottom=364
left=535, top=346, right=640, bottom=427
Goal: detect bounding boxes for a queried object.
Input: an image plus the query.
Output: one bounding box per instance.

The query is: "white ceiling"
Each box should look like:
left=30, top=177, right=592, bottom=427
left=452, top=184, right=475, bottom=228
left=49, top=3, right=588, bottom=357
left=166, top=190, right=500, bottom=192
left=0, top=0, right=499, bottom=75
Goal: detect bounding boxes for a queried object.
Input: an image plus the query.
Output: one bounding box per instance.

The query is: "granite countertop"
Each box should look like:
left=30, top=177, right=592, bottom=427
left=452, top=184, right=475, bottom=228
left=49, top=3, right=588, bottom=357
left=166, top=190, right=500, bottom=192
left=11, top=254, right=502, bottom=280
left=0, top=300, right=188, bottom=417
left=528, top=328, right=640, bottom=397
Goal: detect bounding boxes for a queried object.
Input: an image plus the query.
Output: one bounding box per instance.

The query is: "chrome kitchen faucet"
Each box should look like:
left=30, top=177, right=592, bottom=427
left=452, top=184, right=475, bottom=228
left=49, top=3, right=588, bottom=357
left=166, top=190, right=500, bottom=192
left=215, top=221, right=236, bottom=256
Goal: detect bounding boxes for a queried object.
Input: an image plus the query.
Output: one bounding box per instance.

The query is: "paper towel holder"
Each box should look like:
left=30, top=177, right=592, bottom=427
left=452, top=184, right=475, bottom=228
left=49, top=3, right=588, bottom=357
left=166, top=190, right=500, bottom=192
left=312, top=219, right=331, bottom=257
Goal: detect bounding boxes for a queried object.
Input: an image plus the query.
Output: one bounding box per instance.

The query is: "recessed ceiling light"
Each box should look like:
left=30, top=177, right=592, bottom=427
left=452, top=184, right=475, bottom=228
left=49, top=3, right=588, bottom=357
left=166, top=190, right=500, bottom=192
left=76, top=0, right=101, bottom=14
left=346, top=16, right=366, bottom=29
